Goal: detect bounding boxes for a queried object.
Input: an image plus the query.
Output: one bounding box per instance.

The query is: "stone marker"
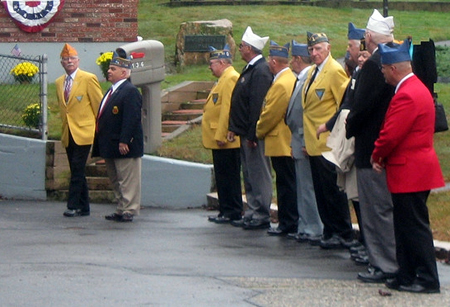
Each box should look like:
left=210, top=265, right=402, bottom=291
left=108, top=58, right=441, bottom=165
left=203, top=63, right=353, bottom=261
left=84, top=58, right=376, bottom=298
left=176, top=19, right=236, bottom=66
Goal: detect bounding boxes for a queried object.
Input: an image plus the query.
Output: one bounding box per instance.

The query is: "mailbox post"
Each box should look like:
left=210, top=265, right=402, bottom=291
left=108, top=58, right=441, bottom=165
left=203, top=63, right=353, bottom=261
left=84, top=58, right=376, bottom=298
left=116, top=40, right=165, bottom=154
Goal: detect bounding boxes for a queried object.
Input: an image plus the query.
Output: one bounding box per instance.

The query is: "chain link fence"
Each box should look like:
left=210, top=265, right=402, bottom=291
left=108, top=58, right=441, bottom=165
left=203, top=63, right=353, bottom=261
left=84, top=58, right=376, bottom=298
left=0, top=54, right=48, bottom=140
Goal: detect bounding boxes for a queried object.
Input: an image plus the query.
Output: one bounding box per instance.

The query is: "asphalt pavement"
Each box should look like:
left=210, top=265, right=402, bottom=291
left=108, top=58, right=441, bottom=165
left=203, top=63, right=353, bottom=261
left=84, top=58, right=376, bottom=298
left=0, top=200, right=449, bottom=307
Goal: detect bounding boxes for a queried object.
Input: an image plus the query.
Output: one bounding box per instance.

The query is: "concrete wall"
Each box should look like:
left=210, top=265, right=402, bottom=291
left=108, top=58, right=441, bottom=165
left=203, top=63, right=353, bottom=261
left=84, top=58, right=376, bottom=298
left=0, top=134, right=47, bottom=200
left=0, top=134, right=214, bottom=208
left=142, top=155, right=214, bottom=208
left=0, top=42, right=136, bottom=82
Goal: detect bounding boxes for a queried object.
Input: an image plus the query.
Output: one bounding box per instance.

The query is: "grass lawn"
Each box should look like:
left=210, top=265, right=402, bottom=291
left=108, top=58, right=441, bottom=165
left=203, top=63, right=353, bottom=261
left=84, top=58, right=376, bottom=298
left=143, top=1, right=450, bottom=241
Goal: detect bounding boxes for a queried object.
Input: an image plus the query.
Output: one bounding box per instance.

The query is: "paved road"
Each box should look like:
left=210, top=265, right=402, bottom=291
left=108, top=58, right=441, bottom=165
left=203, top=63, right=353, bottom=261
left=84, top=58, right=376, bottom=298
left=0, top=200, right=449, bottom=306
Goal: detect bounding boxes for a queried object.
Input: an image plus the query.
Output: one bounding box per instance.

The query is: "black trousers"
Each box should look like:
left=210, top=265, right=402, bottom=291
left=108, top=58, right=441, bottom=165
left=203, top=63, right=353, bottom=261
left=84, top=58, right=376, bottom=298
left=392, top=191, right=440, bottom=289
left=65, top=131, right=91, bottom=212
left=271, top=156, right=298, bottom=233
left=212, top=148, right=243, bottom=220
left=309, top=156, right=352, bottom=239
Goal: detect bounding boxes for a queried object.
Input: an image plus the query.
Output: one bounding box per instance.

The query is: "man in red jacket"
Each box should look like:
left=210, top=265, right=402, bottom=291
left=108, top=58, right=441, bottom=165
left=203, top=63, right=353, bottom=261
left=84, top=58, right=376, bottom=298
left=372, top=40, right=444, bottom=294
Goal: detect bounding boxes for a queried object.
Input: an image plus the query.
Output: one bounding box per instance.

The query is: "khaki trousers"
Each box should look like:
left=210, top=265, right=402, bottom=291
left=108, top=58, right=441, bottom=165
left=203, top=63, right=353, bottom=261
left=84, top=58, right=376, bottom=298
left=105, top=157, right=141, bottom=215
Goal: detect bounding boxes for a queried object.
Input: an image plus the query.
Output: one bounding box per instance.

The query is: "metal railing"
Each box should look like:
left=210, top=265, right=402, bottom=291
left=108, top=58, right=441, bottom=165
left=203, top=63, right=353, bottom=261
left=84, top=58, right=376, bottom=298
left=0, top=53, right=48, bottom=140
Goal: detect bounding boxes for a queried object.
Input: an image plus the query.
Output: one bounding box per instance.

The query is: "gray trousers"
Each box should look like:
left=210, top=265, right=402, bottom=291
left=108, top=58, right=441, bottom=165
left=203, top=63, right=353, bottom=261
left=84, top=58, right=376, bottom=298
left=294, top=154, right=323, bottom=236
left=357, top=168, right=398, bottom=274
left=240, top=140, right=272, bottom=221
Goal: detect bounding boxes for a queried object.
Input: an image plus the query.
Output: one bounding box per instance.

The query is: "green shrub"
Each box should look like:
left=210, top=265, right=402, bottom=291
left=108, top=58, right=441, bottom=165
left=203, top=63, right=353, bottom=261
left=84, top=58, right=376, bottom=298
left=22, top=103, right=42, bottom=128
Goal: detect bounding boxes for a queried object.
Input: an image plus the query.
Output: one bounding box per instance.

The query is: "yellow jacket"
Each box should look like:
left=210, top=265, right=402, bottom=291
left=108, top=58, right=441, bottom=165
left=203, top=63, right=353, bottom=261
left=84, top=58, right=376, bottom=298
left=202, top=66, right=240, bottom=149
left=256, top=68, right=296, bottom=157
left=302, top=56, right=348, bottom=156
left=56, top=69, right=103, bottom=147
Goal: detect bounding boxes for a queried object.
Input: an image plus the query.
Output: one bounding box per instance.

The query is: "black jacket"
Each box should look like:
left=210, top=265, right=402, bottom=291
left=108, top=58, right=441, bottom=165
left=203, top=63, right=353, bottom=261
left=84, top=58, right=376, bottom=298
left=346, top=50, right=395, bottom=169
left=92, top=80, right=143, bottom=159
left=228, top=57, right=273, bottom=142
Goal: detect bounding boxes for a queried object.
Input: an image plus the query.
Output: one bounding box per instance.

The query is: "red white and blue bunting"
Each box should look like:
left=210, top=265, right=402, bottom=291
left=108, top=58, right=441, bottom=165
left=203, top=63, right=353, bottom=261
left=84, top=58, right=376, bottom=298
left=2, top=1, right=65, bottom=33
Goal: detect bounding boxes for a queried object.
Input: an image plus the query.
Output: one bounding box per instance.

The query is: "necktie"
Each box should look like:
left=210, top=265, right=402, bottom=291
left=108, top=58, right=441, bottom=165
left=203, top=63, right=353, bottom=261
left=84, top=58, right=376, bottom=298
left=96, top=89, right=113, bottom=133
left=304, top=67, right=318, bottom=100
left=98, top=88, right=113, bottom=118
left=64, top=75, right=72, bottom=103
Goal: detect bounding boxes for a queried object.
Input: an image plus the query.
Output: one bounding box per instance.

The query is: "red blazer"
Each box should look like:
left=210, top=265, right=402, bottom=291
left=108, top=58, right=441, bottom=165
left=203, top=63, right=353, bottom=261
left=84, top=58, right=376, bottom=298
left=372, top=74, right=444, bottom=193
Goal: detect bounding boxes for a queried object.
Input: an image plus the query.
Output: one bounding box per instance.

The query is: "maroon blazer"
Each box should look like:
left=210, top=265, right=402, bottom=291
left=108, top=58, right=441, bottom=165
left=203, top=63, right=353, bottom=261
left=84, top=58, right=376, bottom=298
left=372, top=74, right=444, bottom=193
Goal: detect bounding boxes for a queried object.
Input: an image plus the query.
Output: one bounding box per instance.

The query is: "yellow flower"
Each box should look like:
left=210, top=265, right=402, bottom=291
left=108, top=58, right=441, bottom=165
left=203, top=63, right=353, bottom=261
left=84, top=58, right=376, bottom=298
left=10, top=62, right=39, bottom=77
left=96, top=51, right=114, bottom=80
left=96, top=52, right=114, bottom=65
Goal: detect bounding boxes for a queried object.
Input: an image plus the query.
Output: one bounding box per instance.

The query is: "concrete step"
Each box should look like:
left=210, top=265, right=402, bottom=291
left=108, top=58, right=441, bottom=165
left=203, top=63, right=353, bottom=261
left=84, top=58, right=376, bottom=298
left=85, top=164, right=107, bottom=177
left=162, top=124, right=182, bottom=133
left=87, top=176, right=112, bottom=190
left=180, top=99, right=206, bottom=110
left=162, top=109, right=203, bottom=121
left=196, top=91, right=209, bottom=100
left=47, top=189, right=115, bottom=203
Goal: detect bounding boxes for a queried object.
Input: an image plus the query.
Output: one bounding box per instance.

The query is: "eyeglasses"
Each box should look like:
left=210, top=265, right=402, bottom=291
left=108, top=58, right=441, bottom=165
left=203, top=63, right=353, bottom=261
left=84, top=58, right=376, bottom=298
left=239, top=43, right=248, bottom=49
left=61, top=56, right=78, bottom=61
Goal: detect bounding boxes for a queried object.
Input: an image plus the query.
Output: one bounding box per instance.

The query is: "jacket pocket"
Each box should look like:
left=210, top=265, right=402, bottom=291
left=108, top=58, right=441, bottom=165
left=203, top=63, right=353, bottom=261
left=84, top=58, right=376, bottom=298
left=387, top=156, right=406, bottom=165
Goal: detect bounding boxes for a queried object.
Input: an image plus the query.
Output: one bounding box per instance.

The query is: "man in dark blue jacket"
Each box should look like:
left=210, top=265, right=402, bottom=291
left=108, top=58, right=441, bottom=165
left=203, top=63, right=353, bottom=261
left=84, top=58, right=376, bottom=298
left=93, top=50, right=143, bottom=222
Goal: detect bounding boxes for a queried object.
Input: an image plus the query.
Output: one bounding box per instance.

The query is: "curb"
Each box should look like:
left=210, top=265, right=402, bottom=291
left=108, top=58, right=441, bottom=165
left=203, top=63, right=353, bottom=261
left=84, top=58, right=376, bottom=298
left=207, top=192, right=450, bottom=263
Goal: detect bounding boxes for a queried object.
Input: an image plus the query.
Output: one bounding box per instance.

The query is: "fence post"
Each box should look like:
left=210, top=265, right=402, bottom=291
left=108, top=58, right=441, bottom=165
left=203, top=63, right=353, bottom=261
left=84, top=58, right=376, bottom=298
left=40, top=54, right=48, bottom=141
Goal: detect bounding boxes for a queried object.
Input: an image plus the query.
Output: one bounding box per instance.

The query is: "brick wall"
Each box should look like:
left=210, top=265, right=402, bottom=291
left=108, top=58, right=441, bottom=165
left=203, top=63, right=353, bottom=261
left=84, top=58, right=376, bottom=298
left=0, top=0, right=138, bottom=42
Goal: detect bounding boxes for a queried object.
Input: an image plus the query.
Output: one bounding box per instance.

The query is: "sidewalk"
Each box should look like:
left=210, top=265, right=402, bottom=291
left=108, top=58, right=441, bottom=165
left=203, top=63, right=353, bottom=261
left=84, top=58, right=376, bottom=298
left=0, top=200, right=449, bottom=306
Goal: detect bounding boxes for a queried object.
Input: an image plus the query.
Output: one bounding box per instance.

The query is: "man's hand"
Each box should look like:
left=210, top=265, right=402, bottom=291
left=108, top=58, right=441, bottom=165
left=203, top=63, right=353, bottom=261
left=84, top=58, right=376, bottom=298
left=301, top=147, right=308, bottom=157
left=226, top=131, right=236, bottom=142
left=370, top=157, right=384, bottom=174
left=216, top=140, right=225, bottom=147
left=119, top=142, right=129, bottom=155
left=316, top=123, right=328, bottom=139
left=246, top=140, right=257, bottom=148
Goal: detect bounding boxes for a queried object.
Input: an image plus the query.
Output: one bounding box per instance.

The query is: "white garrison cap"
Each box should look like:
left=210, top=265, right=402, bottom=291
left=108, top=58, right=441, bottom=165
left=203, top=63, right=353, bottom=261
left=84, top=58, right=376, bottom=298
left=242, top=26, right=269, bottom=51
left=366, top=9, right=394, bottom=35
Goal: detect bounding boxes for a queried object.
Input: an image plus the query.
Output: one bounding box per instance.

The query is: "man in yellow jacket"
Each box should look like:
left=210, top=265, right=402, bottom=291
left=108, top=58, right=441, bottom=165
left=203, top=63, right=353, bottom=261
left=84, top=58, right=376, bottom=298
left=56, top=43, right=103, bottom=217
left=202, top=45, right=243, bottom=223
left=256, top=41, right=298, bottom=235
left=302, top=32, right=354, bottom=249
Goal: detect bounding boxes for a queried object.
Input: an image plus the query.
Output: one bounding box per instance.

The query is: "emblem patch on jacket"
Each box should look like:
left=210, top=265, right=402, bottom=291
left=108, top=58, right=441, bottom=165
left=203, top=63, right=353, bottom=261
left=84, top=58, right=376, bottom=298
left=112, top=106, right=119, bottom=114
left=212, top=93, right=218, bottom=104
left=315, top=89, right=325, bottom=100
left=76, top=96, right=83, bottom=102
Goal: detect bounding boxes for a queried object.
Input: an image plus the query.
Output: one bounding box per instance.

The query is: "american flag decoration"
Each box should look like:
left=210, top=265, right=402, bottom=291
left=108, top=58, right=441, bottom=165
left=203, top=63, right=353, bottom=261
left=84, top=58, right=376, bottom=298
left=2, top=1, right=65, bottom=33
left=11, top=44, right=22, bottom=57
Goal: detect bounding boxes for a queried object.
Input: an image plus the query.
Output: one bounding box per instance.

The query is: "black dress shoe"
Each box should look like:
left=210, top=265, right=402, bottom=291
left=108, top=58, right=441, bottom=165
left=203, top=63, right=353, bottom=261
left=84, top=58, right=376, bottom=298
left=353, top=254, right=369, bottom=265
left=338, top=237, right=360, bottom=249
left=295, top=233, right=310, bottom=243
left=267, top=227, right=286, bottom=236
left=399, top=283, right=440, bottom=294
left=286, top=232, right=298, bottom=240
left=208, top=215, right=220, bottom=222
left=230, top=218, right=246, bottom=227
left=385, top=278, right=401, bottom=290
left=121, top=212, right=133, bottom=222
left=308, top=235, right=322, bottom=246
left=63, top=209, right=90, bottom=217
left=357, top=266, right=395, bottom=283
left=349, top=244, right=366, bottom=253
left=319, top=235, right=343, bottom=249
left=214, top=216, right=232, bottom=224
left=105, top=213, right=123, bottom=221
left=243, top=219, right=270, bottom=230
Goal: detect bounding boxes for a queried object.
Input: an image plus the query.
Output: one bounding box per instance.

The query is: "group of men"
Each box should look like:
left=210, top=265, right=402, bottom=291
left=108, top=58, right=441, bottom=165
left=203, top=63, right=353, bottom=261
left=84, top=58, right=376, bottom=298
left=57, top=44, right=143, bottom=223
left=203, top=9, right=444, bottom=294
